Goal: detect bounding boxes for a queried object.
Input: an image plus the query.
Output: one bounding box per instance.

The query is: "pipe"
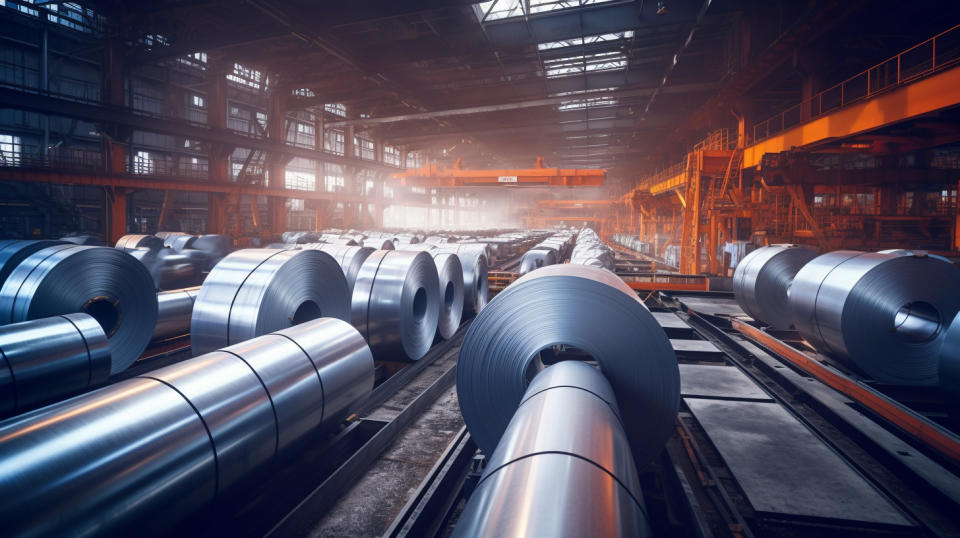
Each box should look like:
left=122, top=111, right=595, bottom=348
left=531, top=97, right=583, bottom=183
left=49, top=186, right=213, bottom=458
left=0, top=313, right=110, bottom=416
left=0, top=318, right=373, bottom=537
left=152, top=287, right=200, bottom=342
left=452, top=361, right=650, bottom=537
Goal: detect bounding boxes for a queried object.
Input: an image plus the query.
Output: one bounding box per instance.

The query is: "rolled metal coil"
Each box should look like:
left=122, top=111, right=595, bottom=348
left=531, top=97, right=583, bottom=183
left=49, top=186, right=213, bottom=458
left=190, top=248, right=350, bottom=356
left=940, top=311, right=960, bottom=406
left=435, top=245, right=488, bottom=317
left=0, top=244, right=158, bottom=374
left=0, top=239, right=65, bottom=287
left=302, top=244, right=375, bottom=292
left=115, top=234, right=164, bottom=251
left=153, top=287, right=200, bottom=342
left=351, top=250, right=440, bottom=361
left=457, top=264, right=679, bottom=464
left=155, top=231, right=187, bottom=240
left=453, top=361, right=649, bottom=538
left=519, top=248, right=558, bottom=274
left=432, top=252, right=464, bottom=340
left=789, top=250, right=960, bottom=385
left=59, top=233, right=103, bottom=246
left=0, top=318, right=373, bottom=537
left=191, top=234, right=233, bottom=270
left=164, top=234, right=197, bottom=251
left=0, top=313, right=110, bottom=416
left=732, top=244, right=817, bottom=329
left=369, top=239, right=395, bottom=250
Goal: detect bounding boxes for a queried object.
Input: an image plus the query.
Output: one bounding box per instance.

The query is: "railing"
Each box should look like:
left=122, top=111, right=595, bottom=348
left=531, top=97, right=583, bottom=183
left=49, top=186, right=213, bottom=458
left=639, top=128, right=737, bottom=193
left=753, top=23, right=960, bottom=142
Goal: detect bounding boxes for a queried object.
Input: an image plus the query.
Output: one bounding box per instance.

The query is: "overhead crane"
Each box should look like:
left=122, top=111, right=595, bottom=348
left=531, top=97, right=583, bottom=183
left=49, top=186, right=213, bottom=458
left=392, top=157, right=605, bottom=187
left=617, top=24, right=960, bottom=275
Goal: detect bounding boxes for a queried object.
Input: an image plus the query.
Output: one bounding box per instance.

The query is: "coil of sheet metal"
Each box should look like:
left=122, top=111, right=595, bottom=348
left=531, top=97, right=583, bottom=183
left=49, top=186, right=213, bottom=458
left=457, top=264, right=679, bottom=464
left=431, top=252, right=464, bottom=340
left=190, top=248, right=350, bottom=356
left=0, top=244, right=158, bottom=374
left=164, top=234, right=197, bottom=251
left=0, top=318, right=373, bottom=537
left=191, top=234, right=233, bottom=270
left=302, top=244, right=375, bottom=292
left=732, top=244, right=817, bottom=329
left=453, top=361, right=649, bottom=537
left=351, top=250, right=440, bottom=360
left=0, top=313, right=110, bottom=416
left=940, top=311, right=960, bottom=406
left=152, top=287, right=200, bottom=342
left=789, top=250, right=960, bottom=385
left=368, top=238, right=395, bottom=250
left=519, top=248, right=558, bottom=274
left=434, top=244, right=488, bottom=317
left=115, top=234, right=164, bottom=251
left=60, top=234, right=104, bottom=246
left=0, top=239, right=65, bottom=286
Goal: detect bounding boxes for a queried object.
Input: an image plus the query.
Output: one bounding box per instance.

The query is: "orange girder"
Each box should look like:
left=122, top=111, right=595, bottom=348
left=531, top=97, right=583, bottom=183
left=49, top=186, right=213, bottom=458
left=392, top=157, right=604, bottom=187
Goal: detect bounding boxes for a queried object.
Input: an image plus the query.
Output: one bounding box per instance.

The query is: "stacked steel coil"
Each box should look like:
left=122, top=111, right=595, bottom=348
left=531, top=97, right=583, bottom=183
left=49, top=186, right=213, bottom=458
left=0, top=239, right=64, bottom=285
left=940, top=311, right=960, bottom=406
left=789, top=250, right=960, bottom=385
left=300, top=244, right=375, bottom=292
left=453, top=361, right=649, bottom=537
left=351, top=250, right=440, bottom=360
left=457, top=264, right=679, bottom=465
left=0, top=318, right=373, bottom=537
left=191, top=234, right=233, bottom=270
left=519, top=248, right=557, bottom=274
left=733, top=244, right=817, bottom=329
left=0, top=244, right=158, bottom=374
left=190, top=249, right=350, bottom=355
left=430, top=252, right=464, bottom=340
left=115, top=234, right=164, bottom=251
left=163, top=234, right=197, bottom=251
left=569, top=227, right=615, bottom=271
left=152, top=287, right=200, bottom=342
left=0, top=313, right=110, bottom=416
left=613, top=234, right=651, bottom=255
left=433, top=244, right=488, bottom=317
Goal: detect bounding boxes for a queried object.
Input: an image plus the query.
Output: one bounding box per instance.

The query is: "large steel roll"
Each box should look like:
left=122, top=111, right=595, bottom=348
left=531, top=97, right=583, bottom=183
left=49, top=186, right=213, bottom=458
left=351, top=250, right=440, bottom=361
left=432, top=252, right=464, bottom=340
left=789, top=251, right=960, bottom=385
left=153, top=287, right=200, bottom=342
left=519, top=248, right=557, bottom=274
left=191, top=234, right=233, bottom=270
left=303, top=244, right=374, bottom=292
left=733, top=244, right=817, bottom=329
left=0, top=244, right=158, bottom=374
left=190, top=249, right=350, bottom=356
left=0, top=239, right=64, bottom=287
left=437, top=245, right=488, bottom=317
left=164, top=234, right=197, bottom=252
left=453, top=361, right=649, bottom=538
left=0, top=313, right=110, bottom=416
left=940, top=311, right=960, bottom=406
left=457, top=264, right=679, bottom=464
left=369, top=238, right=395, bottom=250
left=115, top=234, right=164, bottom=251
left=0, top=318, right=373, bottom=537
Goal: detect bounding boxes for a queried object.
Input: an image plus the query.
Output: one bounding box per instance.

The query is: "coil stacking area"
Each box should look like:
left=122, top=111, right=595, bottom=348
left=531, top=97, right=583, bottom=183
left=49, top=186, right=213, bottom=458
left=4, top=3, right=960, bottom=536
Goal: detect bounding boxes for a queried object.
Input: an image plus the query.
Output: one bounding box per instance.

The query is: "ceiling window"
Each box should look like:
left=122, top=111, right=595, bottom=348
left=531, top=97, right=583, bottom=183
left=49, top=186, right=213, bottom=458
left=178, top=51, right=207, bottom=69
left=293, top=88, right=316, bottom=97
left=227, top=63, right=263, bottom=90
left=476, top=0, right=617, bottom=21
left=544, top=51, right=627, bottom=78
left=538, top=31, right=634, bottom=51
left=324, top=103, right=347, bottom=117
left=558, top=96, right=619, bottom=111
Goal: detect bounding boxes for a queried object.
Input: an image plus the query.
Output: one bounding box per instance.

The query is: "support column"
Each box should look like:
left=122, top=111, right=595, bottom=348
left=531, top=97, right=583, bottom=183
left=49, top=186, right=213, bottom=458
left=206, top=55, right=231, bottom=234
left=105, top=187, right=130, bottom=244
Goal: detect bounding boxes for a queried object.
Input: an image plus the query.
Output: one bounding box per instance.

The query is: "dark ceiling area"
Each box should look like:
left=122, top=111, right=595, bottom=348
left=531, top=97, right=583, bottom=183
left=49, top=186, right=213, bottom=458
left=57, top=0, right=960, bottom=180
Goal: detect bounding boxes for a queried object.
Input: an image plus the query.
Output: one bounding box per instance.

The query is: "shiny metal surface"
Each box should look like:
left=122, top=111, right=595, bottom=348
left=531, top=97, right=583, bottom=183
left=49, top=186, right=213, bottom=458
left=435, top=244, right=488, bottom=317
left=457, top=264, right=679, bottom=464
left=153, top=287, right=200, bottom=342
left=570, top=227, right=615, bottom=271
left=519, top=248, right=558, bottom=274
left=0, top=318, right=373, bottom=537
left=191, top=234, right=233, bottom=270
left=164, top=233, right=197, bottom=251
left=940, top=311, right=960, bottom=403
left=0, top=239, right=65, bottom=287
left=432, top=252, right=464, bottom=340
left=191, top=248, right=350, bottom=355
left=789, top=250, right=960, bottom=385
left=115, top=234, right=164, bottom=251
left=732, top=244, right=817, bottom=329
left=0, top=313, right=110, bottom=415
left=308, top=244, right=375, bottom=292
left=453, top=361, right=649, bottom=538
left=0, top=244, right=158, bottom=374
left=351, top=250, right=440, bottom=360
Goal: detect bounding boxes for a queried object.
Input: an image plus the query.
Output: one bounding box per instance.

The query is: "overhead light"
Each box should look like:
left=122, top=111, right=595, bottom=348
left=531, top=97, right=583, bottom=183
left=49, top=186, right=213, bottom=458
left=657, top=1, right=668, bottom=15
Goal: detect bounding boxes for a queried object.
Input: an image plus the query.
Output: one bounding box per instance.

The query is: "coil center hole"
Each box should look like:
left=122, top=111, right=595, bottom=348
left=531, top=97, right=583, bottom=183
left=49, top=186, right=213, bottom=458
left=413, top=288, right=427, bottom=321
left=292, top=300, right=322, bottom=325
left=444, top=282, right=455, bottom=310
left=83, top=298, right=120, bottom=337
left=894, top=301, right=941, bottom=343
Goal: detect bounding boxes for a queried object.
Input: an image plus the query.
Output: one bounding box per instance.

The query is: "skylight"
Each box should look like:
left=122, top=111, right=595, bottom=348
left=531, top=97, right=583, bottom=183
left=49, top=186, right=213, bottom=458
left=558, top=96, right=619, bottom=111
left=538, top=31, right=634, bottom=51
left=476, top=0, right=618, bottom=22
left=544, top=51, right=627, bottom=78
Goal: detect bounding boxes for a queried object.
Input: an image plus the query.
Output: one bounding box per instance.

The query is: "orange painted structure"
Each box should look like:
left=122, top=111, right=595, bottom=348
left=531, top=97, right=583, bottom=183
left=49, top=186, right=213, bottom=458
left=392, top=157, right=605, bottom=187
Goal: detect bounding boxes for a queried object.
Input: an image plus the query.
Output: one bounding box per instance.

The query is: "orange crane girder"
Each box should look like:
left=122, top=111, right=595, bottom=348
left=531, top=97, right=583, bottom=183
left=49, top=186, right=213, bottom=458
left=392, top=157, right=605, bottom=187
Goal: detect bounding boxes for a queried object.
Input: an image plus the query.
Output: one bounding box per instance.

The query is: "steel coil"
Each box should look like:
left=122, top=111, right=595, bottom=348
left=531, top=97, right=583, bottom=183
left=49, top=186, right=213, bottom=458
left=519, top=248, right=557, bottom=274
left=733, top=244, right=817, bottom=329
left=0, top=313, right=110, bottom=416
left=164, top=234, right=197, bottom=251
left=0, top=318, right=373, bottom=537
left=0, top=239, right=64, bottom=287
left=789, top=251, right=960, bottom=385
left=453, top=361, right=649, bottom=537
left=153, top=287, right=199, bottom=342
left=302, top=244, right=374, bottom=292
left=191, top=234, right=233, bottom=270
left=60, top=233, right=103, bottom=246
left=457, top=264, right=679, bottom=464
left=0, top=244, right=158, bottom=374
left=190, top=249, right=350, bottom=356
left=940, top=311, right=960, bottom=405
left=436, top=245, right=488, bottom=317
left=432, top=252, right=464, bottom=340
left=115, top=234, right=164, bottom=251
left=351, top=250, right=440, bottom=360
